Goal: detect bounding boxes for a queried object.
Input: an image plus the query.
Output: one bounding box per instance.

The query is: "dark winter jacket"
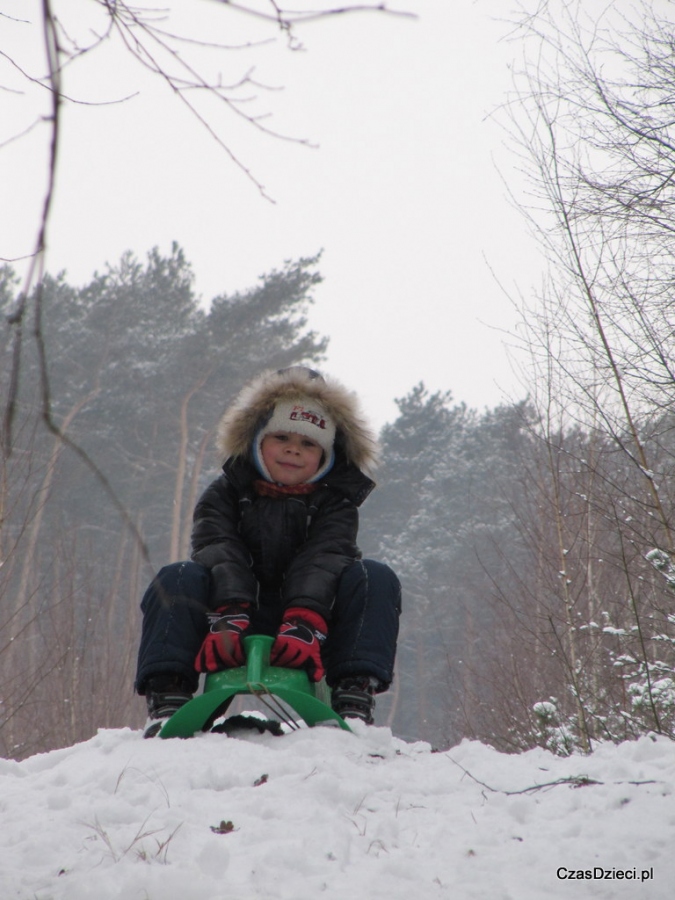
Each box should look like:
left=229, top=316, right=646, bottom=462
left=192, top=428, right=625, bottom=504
left=190, top=368, right=379, bottom=621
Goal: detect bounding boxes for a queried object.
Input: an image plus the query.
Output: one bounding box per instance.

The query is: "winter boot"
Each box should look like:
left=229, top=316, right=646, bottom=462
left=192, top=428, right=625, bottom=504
left=331, top=676, right=378, bottom=725
left=143, top=673, right=193, bottom=738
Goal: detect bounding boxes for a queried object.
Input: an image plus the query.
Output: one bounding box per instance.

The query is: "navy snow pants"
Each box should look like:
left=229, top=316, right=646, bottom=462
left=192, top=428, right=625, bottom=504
left=135, top=559, right=401, bottom=694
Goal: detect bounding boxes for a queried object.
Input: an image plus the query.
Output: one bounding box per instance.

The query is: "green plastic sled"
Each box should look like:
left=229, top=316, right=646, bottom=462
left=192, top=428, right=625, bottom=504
left=158, top=634, right=351, bottom=738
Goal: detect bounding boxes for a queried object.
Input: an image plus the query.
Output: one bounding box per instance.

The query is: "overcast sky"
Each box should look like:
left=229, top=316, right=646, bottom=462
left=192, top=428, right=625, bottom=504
left=1, top=1, right=542, bottom=428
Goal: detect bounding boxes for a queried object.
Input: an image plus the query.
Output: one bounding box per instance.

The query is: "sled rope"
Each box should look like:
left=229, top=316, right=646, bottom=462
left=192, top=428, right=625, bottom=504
left=251, top=684, right=302, bottom=731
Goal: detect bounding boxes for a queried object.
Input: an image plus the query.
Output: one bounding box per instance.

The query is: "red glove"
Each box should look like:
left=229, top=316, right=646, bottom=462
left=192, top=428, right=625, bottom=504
left=270, top=607, right=327, bottom=682
left=195, top=604, right=250, bottom=673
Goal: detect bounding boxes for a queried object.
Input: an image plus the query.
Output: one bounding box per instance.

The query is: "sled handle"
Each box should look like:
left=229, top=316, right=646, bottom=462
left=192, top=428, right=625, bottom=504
left=242, top=633, right=273, bottom=683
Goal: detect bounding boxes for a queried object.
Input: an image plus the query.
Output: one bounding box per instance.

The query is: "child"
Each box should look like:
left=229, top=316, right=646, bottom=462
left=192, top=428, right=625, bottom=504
left=135, top=366, right=401, bottom=737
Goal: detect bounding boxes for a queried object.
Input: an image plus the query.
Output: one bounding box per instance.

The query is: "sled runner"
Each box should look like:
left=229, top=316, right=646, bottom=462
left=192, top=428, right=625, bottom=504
left=158, top=634, right=351, bottom=738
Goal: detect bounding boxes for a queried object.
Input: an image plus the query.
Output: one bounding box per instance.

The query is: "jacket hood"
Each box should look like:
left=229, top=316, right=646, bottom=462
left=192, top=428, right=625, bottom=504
left=217, top=367, right=380, bottom=475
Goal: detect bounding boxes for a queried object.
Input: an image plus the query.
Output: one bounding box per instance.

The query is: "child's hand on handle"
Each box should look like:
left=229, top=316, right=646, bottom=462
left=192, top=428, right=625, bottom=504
left=195, top=603, right=251, bottom=672
left=271, top=607, right=327, bottom=682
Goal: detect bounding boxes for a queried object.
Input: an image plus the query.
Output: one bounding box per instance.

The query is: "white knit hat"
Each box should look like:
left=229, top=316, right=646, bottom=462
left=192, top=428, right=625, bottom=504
left=253, top=399, right=336, bottom=482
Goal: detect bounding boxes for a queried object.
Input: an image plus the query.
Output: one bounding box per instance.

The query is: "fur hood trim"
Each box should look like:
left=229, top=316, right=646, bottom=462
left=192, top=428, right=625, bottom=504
left=217, top=368, right=380, bottom=474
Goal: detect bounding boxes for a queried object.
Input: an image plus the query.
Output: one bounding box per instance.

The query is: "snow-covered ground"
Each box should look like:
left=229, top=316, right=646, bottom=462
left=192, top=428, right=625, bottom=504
left=1, top=719, right=674, bottom=899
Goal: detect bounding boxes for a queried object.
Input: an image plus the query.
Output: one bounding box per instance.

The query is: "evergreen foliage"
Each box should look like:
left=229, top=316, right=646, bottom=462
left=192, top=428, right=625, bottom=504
left=361, top=387, right=536, bottom=745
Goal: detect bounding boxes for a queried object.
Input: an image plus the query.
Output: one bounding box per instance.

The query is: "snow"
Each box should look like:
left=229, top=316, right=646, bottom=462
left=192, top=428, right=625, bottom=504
left=2, top=722, right=675, bottom=899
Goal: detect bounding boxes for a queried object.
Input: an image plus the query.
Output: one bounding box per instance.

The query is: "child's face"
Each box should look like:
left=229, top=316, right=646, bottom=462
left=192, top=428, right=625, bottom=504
left=260, top=431, right=324, bottom=485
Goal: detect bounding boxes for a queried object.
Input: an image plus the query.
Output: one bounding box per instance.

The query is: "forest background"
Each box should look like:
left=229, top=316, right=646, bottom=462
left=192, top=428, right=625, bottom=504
left=3, top=0, right=675, bottom=759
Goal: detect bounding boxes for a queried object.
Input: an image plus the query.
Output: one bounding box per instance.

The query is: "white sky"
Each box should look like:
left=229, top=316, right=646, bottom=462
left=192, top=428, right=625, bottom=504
left=0, top=0, right=541, bottom=428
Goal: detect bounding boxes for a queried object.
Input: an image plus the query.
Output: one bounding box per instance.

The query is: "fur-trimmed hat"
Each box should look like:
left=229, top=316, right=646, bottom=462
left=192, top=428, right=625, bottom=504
left=217, top=366, right=379, bottom=479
